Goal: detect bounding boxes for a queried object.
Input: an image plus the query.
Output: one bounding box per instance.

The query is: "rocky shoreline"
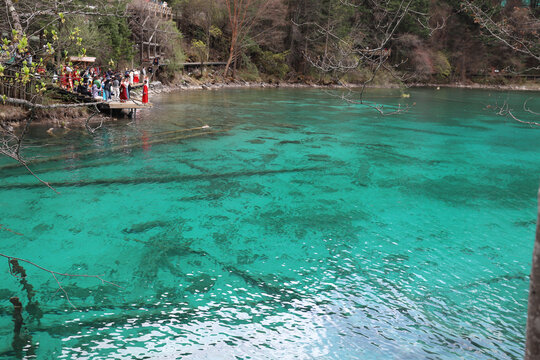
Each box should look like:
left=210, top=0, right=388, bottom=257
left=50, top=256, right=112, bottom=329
left=146, top=76, right=540, bottom=95
left=410, top=82, right=540, bottom=92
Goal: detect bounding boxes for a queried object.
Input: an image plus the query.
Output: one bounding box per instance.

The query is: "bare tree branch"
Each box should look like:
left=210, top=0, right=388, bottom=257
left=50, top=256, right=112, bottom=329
left=461, top=1, right=540, bottom=63
left=85, top=104, right=104, bottom=134
left=1, top=252, right=121, bottom=309
left=492, top=100, right=540, bottom=127
left=3, top=97, right=103, bottom=110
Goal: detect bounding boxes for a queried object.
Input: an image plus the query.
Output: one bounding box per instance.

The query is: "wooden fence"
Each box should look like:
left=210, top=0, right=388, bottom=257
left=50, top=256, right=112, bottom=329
left=0, top=67, right=44, bottom=105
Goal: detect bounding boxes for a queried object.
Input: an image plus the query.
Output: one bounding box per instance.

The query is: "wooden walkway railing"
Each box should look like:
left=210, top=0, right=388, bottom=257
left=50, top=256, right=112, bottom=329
left=470, top=73, right=540, bottom=81
left=0, top=68, right=44, bottom=105
left=147, top=2, right=173, bottom=19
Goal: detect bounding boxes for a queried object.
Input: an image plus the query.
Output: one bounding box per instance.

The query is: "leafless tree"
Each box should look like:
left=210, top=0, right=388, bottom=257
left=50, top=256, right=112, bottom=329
left=461, top=0, right=540, bottom=67
left=291, top=0, right=431, bottom=114
left=2, top=0, right=127, bottom=35
left=222, top=0, right=270, bottom=78
left=459, top=1, right=539, bottom=123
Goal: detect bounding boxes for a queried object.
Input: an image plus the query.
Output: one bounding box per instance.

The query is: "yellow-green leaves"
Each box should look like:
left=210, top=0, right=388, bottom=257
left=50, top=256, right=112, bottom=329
left=192, top=39, right=207, bottom=50
left=2, top=38, right=11, bottom=51
left=69, top=27, right=81, bottom=41
left=209, top=25, right=222, bottom=38
left=20, top=65, right=31, bottom=84
left=17, top=35, right=28, bottom=54
left=11, top=29, right=19, bottom=42
left=46, top=43, right=54, bottom=55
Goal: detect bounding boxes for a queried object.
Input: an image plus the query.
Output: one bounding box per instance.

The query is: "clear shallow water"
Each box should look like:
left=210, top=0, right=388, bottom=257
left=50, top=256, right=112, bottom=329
left=0, top=87, right=539, bottom=359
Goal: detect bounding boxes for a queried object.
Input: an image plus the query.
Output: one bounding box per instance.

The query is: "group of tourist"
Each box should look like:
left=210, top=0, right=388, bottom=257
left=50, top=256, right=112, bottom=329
left=56, top=66, right=149, bottom=104
left=1, top=48, right=153, bottom=104
left=146, top=0, right=168, bottom=6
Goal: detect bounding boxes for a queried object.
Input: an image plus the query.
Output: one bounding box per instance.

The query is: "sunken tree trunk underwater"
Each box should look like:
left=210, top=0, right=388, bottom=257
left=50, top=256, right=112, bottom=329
left=526, top=187, right=540, bottom=359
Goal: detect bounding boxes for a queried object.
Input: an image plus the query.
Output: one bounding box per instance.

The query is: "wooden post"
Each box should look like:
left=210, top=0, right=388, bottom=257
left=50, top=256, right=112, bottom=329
left=140, top=27, right=144, bottom=65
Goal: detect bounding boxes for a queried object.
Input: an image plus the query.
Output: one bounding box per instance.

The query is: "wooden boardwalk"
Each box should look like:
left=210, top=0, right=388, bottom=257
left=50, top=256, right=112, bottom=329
left=104, top=101, right=153, bottom=110
left=181, top=62, right=227, bottom=67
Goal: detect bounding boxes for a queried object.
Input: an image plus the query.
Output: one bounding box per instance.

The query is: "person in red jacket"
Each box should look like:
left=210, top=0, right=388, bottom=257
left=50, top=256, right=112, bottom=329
left=142, top=79, right=149, bottom=104
left=119, top=78, right=128, bottom=103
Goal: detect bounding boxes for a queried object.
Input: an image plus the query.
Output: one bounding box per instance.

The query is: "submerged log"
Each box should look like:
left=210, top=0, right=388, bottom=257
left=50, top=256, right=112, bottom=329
left=0, top=126, right=222, bottom=170
left=0, top=166, right=324, bottom=189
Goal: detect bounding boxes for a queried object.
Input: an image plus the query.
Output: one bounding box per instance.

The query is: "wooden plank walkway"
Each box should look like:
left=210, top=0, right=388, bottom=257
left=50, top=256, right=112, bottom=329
left=104, top=101, right=153, bottom=109
left=181, top=62, right=227, bottom=67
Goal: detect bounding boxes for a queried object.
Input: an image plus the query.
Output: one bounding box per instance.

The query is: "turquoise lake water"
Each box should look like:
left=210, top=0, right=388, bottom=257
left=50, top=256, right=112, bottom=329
left=0, top=87, right=539, bottom=359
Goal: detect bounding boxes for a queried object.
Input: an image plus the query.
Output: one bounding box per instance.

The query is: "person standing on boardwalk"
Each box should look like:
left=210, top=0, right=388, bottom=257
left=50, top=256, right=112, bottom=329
left=103, top=77, right=111, bottom=101
left=142, top=79, right=149, bottom=104
left=126, top=76, right=131, bottom=99
left=119, top=79, right=128, bottom=103
left=112, top=76, right=120, bottom=100
left=92, top=81, right=100, bottom=99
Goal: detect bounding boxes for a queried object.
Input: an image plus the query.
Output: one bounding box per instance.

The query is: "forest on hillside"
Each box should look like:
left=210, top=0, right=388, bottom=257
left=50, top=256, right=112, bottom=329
left=1, top=0, right=539, bottom=86
left=174, top=0, right=540, bottom=84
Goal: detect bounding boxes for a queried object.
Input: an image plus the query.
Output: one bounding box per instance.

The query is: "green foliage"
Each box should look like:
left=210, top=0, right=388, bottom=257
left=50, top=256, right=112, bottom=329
left=209, top=25, right=222, bottom=39
left=433, top=52, right=451, bottom=79
left=2, top=38, right=11, bottom=51
left=191, top=39, right=208, bottom=63
left=45, top=43, right=54, bottom=55
left=17, top=35, right=28, bottom=54
left=257, top=50, right=290, bottom=78
left=237, top=54, right=261, bottom=82
left=161, top=22, right=186, bottom=77
left=97, top=16, right=135, bottom=66
left=244, top=39, right=289, bottom=78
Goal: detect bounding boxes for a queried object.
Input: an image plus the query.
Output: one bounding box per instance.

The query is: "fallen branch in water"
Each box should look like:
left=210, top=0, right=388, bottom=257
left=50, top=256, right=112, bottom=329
left=85, top=104, right=104, bottom=134
left=1, top=252, right=122, bottom=308
left=1, top=110, right=60, bottom=193
left=492, top=100, right=540, bottom=127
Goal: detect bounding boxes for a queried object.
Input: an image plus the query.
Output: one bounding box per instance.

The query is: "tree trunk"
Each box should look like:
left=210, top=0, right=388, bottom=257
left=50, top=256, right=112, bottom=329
left=224, top=37, right=236, bottom=78
left=232, top=46, right=238, bottom=79
left=526, top=187, right=540, bottom=360
left=4, top=0, right=23, bottom=33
